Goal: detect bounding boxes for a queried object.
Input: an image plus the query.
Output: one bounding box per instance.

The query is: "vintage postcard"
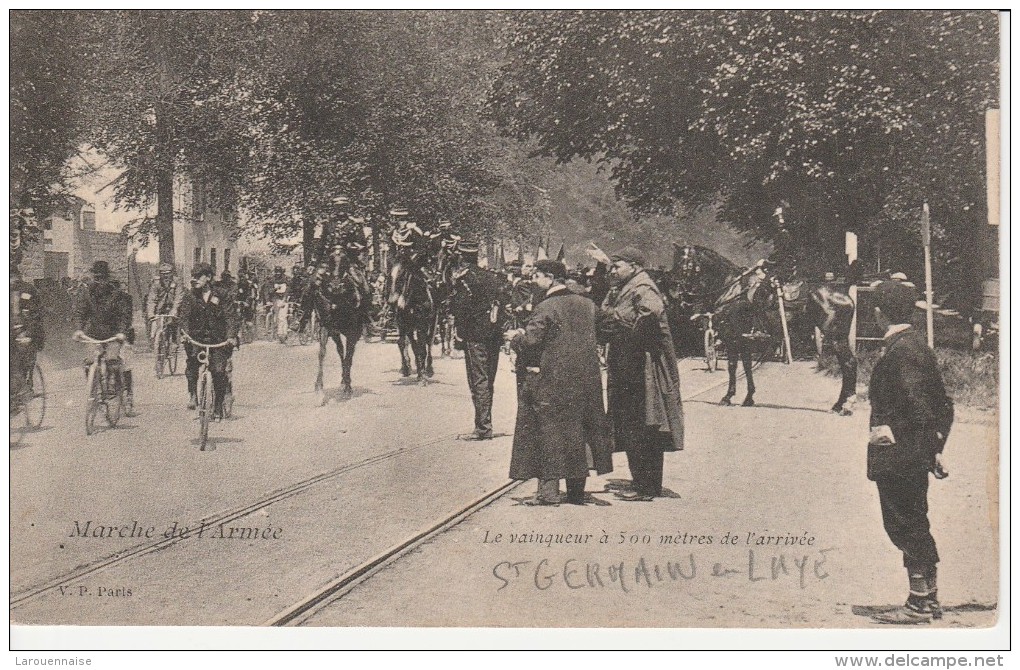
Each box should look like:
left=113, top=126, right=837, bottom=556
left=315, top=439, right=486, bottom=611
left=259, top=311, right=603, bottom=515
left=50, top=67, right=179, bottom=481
left=9, top=9, right=1006, bottom=652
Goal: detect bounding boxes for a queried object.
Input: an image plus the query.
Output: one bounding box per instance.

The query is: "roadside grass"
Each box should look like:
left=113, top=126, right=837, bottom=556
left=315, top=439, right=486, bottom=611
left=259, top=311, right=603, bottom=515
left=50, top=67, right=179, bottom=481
left=819, top=347, right=999, bottom=412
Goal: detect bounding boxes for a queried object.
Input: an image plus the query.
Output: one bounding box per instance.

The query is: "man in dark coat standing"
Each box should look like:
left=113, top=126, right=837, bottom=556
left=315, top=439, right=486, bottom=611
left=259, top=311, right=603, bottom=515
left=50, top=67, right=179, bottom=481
left=505, top=260, right=613, bottom=505
left=449, top=239, right=508, bottom=440
left=867, top=280, right=953, bottom=624
left=599, top=246, right=685, bottom=501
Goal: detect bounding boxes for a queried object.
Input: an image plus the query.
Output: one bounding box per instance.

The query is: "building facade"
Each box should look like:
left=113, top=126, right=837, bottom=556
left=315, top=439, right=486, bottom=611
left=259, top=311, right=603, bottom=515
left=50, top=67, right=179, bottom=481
left=172, top=177, right=239, bottom=279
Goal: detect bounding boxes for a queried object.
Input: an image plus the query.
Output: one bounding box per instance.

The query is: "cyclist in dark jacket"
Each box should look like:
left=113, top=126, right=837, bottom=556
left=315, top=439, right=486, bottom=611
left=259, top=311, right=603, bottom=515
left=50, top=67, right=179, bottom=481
left=74, top=261, right=131, bottom=364
left=179, top=263, right=238, bottom=419
left=10, top=264, right=44, bottom=411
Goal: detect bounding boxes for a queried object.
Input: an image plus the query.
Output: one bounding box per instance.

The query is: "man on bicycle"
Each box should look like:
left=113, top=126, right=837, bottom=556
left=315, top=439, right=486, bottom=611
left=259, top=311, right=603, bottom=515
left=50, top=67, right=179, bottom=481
left=179, top=263, right=237, bottom=419
left=10, top=264, right=44, bottom=412
left=73, top=261, right=131, bottom=386
left=145, top=262, right=183, bottom=344
left=109, top=278, right=138, bottom=416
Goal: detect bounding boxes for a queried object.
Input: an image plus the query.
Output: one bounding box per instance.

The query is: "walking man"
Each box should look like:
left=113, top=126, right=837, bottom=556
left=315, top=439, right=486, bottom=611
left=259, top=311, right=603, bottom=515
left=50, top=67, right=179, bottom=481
left=867, top=279, right=954, bottom=624
left=599, top=246, right=685, bottom=501
left=505, top=259, right=612, bottom=505
left=450, top=239, right=508, bottom=440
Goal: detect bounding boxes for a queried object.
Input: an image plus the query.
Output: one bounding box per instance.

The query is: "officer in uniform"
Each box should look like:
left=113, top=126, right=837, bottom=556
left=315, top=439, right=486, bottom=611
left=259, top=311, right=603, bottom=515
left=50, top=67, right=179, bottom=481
left=449, top=239, right=508, bottom=440
left=10, top=264, right=44, bottom=410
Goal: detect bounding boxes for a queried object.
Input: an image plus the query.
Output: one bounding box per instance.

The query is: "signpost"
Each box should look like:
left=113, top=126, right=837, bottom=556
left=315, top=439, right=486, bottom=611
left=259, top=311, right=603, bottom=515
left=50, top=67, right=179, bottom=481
left=921, top=202, right=935, bottom=349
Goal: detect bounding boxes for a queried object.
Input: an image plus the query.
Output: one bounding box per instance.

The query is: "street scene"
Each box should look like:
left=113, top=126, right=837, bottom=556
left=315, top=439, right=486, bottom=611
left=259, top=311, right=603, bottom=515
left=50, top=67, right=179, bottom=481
left=9, top=9, right=1003, bottom=648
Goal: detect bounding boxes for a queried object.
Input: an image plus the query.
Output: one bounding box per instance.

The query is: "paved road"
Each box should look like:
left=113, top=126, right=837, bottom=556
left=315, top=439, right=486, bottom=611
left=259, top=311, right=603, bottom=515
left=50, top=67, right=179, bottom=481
left=9, top=337, right=999, bottom=630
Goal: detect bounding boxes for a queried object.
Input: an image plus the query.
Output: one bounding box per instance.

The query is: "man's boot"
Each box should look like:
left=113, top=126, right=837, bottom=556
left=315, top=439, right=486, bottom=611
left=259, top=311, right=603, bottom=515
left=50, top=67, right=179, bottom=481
left=188, top=391, right=197, bottom=410
left=123, top=371, right=136, bottom=416
left=925, top=566, right=943, bottom=620
left=870, top=570, right=935, bottom=625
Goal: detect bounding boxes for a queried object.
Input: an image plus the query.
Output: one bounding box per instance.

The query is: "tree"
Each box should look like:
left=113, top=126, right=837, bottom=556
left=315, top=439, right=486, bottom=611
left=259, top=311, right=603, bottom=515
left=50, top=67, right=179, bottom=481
left=78, top=10, right=262, bottom=263
left=490, top=10, right=999, bottom=308
left=10, top=11, right=86, bottom=216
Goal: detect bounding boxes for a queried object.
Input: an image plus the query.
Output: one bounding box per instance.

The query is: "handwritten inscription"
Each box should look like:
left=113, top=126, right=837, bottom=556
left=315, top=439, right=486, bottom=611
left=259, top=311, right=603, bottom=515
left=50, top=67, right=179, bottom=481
left=492, top=549, right=834, bottom=593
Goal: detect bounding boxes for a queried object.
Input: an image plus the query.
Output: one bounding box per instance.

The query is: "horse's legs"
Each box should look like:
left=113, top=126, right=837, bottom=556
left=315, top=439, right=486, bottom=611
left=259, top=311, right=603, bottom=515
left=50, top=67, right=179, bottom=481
left=397, top=325, right=412, bottom=377
left=315, top=328, right=327, bottom=392
left=341, top=329, right=358, bottom=396
left=424, top=321, right=435, bottom=378
left=831, top=338, right=857, bottom=415
left=741, top=345, right=756, bottom=406
left=721, top=344, right=737, bottom=405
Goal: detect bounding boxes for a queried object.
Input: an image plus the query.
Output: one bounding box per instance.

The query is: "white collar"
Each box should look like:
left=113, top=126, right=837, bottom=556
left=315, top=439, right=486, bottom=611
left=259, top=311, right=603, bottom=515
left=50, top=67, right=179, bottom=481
left=883, top=323, right=912, bottom=339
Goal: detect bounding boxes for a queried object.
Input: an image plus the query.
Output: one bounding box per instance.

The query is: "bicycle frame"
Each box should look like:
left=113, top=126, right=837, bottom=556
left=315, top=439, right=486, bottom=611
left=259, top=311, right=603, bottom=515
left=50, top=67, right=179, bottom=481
left=74, top=333, right=124, bottom=435
left=181, top=330, right=233, bottom=450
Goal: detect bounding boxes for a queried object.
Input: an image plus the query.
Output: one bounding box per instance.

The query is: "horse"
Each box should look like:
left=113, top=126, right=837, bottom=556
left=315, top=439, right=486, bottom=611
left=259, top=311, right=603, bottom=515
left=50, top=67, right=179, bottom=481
left=672, top=244, right=860, bottom=414
left=310, top=261, right=370, bottom=398
left=388, top=249, right=437, bottom=384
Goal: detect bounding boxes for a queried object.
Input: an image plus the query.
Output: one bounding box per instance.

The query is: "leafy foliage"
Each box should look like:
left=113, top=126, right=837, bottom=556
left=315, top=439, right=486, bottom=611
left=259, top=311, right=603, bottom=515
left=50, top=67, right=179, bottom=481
left=490, top=10, right=999, bottom=307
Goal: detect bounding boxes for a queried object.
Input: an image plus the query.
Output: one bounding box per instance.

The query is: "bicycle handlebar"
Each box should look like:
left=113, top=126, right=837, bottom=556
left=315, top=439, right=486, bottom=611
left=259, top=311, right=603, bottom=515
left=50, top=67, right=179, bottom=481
left=180, top=330, right=234, bottom=349
left=149, top=314, right=177, bottom=322
left=690, top=312, right=714, bottom=321
left=74, top=334, right=121, bottom=344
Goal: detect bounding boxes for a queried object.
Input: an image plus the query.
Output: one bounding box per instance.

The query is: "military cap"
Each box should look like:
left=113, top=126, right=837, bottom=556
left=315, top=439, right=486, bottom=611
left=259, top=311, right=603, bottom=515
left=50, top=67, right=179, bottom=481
left=91, top=260, right=111, bottom=277
left=504, top=259, right=524, bottom=270
left=332, top=195, right=350, bottom=207
left=611, top=245, right=647, bottom=267
left=191, top=262, right=215, bottom=278
left=533, top=259, right=567, bottom=279
left=389, top=206, right=409, bottom=218
left=874, top=280, right=919, bottom=324
left=159, top=263, right=174, bottom=273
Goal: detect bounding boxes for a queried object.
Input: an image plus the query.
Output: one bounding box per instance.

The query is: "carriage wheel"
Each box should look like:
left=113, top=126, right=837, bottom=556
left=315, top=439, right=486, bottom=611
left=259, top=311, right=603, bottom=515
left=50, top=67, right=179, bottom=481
left=85, top=364, right=101, bottom=436
left=104, top=366, right=123, bottom=428
left=22, top=364, right=46, bottom=429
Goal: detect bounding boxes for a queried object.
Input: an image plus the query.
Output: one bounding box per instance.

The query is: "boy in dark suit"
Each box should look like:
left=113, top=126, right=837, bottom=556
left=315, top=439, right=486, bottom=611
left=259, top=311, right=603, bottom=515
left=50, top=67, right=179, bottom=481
left=867, top=279, right=954, bottom=624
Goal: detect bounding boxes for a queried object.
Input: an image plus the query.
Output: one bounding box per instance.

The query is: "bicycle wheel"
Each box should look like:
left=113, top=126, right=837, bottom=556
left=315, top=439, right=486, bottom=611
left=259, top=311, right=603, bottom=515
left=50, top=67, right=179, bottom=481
left=197, top=370, right=214, bottom=450
left=23, top=364, right=46, bottom=429
left=104, top=365, right=123, bottom=428
left=168, top=340, right=179, bottom=375
left=704, top=328, right=719, bottom=372
left=85, top=363, right=101, bottom=436
left=154, top=330, right=166, bottom=378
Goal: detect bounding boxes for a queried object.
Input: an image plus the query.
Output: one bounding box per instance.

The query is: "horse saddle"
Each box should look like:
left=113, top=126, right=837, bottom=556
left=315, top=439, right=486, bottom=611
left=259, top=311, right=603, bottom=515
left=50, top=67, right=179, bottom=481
left=781, top=280, right=804, bottom=302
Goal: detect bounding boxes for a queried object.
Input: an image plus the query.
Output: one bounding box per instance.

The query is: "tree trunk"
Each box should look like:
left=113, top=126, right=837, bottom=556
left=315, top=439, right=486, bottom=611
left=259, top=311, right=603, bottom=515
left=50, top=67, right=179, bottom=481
left=371, top=220, right=381, bottom=274
left=302, top=208, right=316, bottom=266
left=155, top=109, right=175, bottom=265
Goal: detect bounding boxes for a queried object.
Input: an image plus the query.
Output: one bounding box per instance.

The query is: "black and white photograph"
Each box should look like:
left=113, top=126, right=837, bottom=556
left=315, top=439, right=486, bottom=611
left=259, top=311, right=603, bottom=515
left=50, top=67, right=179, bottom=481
left=8, top=8, right=1006, bottom=654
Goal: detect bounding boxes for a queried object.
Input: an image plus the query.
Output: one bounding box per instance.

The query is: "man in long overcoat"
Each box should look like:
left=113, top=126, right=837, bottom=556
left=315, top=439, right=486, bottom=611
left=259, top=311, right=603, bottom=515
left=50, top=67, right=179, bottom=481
left=867, top=279, right=954, bottom=624
left=599, top=246, right=685, bottom=501
left=506, top=259, right=612, bottom=505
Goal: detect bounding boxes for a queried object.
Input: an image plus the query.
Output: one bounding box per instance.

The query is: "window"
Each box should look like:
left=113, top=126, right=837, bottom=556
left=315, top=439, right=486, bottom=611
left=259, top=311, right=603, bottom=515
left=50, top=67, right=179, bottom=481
left=223, top=249, right=231, bottom=273
left=210, top=248, right=217, bottom=272
left=194, top=247, right=202, bottom=265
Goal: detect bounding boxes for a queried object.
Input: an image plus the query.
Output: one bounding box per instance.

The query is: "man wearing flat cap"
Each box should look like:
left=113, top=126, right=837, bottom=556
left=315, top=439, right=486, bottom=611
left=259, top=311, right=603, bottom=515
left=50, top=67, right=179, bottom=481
left=598, top=246, right=685, bottom=501
left=866, top=280, right=954, bottom=624
left=450, top=239, right=509, bottom=440
left=505, top=259, right=612, bottom=504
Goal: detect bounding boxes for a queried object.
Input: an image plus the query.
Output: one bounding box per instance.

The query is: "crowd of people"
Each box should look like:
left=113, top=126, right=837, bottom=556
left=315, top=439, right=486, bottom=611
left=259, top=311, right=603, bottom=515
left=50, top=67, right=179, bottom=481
left=10, top=210, right=956, bottom=624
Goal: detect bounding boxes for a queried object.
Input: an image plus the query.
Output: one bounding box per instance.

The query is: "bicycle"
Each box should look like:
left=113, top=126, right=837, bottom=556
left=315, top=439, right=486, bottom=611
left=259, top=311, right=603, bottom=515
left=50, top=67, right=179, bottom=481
left=690, top=311, right=721, bottom=372
left=75, top=333, right=126, bottom=436
left=10, top=333, right=46, bottom=445
left=181, top=330, right=234, bottom=451
left=150, top=314, right=180, bottom=379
